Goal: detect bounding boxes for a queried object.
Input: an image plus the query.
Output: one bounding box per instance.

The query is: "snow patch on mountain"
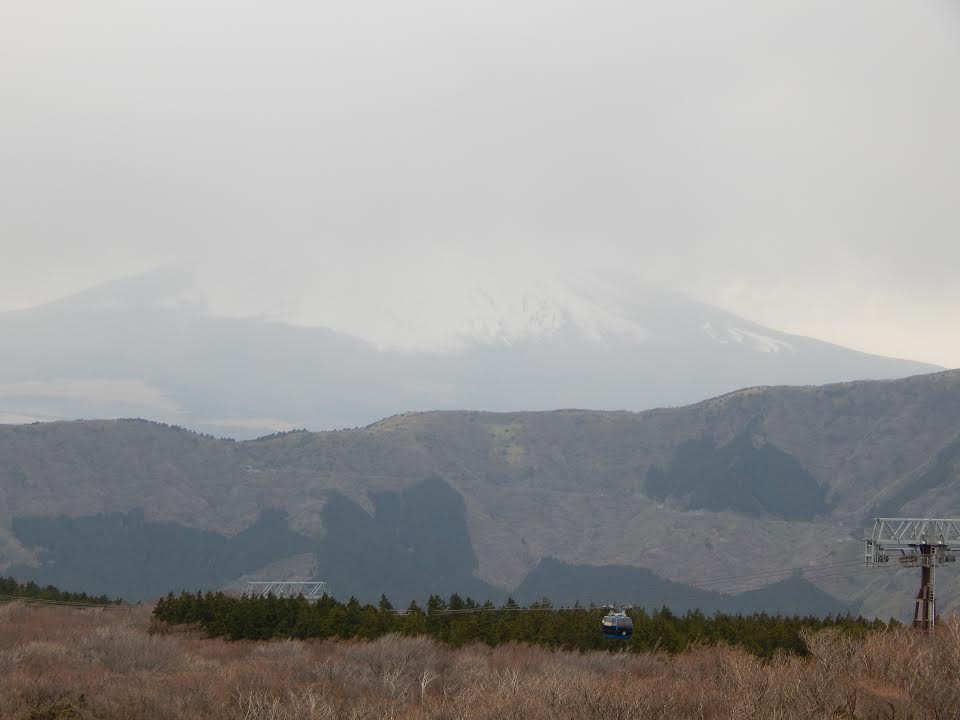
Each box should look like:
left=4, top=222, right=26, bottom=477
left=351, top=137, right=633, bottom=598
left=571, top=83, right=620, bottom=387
left=728, top=328, right=796, bottom=355
left=702, top=322, right=796, bottom=356
left=199, top=261, right=656, bottom=352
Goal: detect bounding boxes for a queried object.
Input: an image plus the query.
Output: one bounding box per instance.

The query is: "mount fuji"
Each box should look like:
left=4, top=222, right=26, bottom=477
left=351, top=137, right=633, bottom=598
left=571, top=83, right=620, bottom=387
left=0, top=268, right=939, bottom=438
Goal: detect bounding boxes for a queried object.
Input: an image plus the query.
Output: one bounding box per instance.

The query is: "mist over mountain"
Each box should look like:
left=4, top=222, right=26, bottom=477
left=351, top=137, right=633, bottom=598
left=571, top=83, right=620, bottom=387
left=0, top=271, right=938, bottom=438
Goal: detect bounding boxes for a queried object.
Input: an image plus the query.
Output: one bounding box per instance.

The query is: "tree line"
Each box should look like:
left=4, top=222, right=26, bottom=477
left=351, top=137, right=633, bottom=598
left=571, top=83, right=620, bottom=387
left=153, top=591, right=895, bottom=657
left=0, top=575, right=120, bottom=605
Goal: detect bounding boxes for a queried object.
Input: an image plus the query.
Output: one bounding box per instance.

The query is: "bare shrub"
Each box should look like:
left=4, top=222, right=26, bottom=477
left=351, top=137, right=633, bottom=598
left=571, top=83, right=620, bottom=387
left=17, top=640, right=71, bottom=663
left=336, top=633, right=450, bottom=702
left=79, top=624, right=182, bottom=673
left=244, top=640, right=319, bottom=685
left=6, top=604, right=960, bottom=720
left=234, top=689, right=343, bottom=720
left=0, top=647, right=22, bottom=672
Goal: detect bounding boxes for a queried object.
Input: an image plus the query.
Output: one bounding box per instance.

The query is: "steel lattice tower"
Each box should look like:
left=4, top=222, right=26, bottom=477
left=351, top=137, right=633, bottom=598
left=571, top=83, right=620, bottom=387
left=245, top=581, right=329, bottom=600
left=865, top=518, right=960, bottom=630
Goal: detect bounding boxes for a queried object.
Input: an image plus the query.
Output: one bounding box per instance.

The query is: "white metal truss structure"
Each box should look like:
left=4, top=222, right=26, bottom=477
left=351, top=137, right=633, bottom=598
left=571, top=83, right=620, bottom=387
left=245, top=581, right=329, bottom=600
left=865, top=518, right=960, bottom=562
left=865, top=518, right=960, bottom=631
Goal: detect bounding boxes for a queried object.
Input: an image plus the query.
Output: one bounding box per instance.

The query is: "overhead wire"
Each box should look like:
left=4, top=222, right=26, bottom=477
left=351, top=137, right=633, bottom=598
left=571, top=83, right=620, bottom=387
left=708, top=573, right=867, bottom=595
left=426, top=561, right=873, bottom=616
left=705, top=562, right=867, bottom=593
left=708, top=565, right=874, bottom=593
left=688, top=560, right=858, bottom=590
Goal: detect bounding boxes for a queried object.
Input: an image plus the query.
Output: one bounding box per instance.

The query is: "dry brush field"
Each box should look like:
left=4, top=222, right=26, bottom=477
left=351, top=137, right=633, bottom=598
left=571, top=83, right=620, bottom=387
left=2, top=602, right=960, bottom=720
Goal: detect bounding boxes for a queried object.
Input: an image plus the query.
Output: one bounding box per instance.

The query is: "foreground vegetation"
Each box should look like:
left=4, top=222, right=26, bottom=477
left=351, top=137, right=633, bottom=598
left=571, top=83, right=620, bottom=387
left=155, top=591, right=891, bottom=658
left=1, top=601, right=959, bottom=719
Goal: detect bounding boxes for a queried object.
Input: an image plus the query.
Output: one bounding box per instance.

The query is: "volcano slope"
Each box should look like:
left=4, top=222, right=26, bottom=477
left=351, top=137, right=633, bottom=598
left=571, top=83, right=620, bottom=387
left=1, top=370, right=959, bottom=617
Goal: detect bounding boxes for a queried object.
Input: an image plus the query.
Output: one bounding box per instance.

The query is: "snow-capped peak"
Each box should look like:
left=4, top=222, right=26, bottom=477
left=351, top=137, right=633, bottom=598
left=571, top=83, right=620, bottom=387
left=199, top=259, right=657, bottom=352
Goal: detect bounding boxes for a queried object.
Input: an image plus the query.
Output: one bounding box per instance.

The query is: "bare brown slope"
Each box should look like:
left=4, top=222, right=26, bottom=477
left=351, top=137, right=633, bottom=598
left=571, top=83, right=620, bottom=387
left=1, top=370, right=959, bottom=614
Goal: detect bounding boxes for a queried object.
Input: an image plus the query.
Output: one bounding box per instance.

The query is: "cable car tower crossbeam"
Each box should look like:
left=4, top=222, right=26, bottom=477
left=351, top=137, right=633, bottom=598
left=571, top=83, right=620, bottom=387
left=865, top=518, right=960, bottom=631
left=246, top=581, right=329, bottom=600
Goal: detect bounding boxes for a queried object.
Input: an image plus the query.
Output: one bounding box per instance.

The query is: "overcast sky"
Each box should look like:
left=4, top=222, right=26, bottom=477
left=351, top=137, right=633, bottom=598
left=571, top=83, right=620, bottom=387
left=2, top=0, right=959, bottom=366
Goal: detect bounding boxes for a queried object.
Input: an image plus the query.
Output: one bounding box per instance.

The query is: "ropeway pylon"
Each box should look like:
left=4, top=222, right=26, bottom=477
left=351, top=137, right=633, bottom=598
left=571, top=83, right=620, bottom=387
left=245, top=581, right=329, bottom=600
left=865, top=519, right=960, bottom=631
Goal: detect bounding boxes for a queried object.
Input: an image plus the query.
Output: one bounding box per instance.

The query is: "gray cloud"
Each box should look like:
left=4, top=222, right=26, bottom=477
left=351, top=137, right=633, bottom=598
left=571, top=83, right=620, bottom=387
left=1, top=0, right=958, bottom=365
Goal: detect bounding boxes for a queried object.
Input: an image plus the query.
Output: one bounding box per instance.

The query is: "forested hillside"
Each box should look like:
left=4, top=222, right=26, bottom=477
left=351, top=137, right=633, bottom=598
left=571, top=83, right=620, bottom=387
left=1, top=370, right=959, bottom=616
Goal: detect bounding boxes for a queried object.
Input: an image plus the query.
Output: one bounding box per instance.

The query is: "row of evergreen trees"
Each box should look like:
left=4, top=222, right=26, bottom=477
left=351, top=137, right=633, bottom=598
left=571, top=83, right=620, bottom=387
left=153, top=591, right=894, bottom=657
left=0, top=576, right=119, bottom=605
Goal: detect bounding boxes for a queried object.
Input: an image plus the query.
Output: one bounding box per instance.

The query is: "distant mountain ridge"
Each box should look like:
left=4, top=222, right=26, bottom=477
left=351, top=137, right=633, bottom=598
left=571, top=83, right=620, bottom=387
left=1, top=370, right=959, bottom=618
left=0, top=272, right=940, bottom=438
